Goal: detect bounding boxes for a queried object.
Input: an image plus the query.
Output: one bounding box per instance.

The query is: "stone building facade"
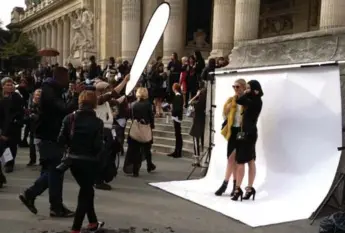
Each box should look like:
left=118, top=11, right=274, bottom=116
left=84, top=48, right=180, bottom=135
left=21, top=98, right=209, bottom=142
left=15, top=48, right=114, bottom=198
left=7, top=0, right=345, bottom=70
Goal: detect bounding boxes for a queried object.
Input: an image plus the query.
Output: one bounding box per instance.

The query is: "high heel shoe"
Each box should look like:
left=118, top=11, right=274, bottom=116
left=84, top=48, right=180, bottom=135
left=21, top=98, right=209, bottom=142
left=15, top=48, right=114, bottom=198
left=231, top=187, right=243, bottom=201
left=215, top=182, right=228, bottom=196
left=243, top=187, right=256, bottom=200
left=230, top=180, right=236, bottom=197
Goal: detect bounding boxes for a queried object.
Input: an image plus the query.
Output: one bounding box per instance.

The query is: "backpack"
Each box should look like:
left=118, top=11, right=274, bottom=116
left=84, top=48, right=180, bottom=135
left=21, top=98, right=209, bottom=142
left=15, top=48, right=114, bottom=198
left=320, top=211, right=345, bottom=233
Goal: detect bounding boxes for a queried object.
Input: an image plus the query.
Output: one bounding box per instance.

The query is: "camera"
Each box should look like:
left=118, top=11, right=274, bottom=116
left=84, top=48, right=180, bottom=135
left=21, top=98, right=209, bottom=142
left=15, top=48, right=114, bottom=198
left=56, top=155, right=72, bottom=172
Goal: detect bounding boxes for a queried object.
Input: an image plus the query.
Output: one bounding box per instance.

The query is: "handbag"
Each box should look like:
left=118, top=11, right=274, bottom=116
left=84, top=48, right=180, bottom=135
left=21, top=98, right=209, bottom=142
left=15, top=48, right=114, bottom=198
left=186, top=105, right=195, bottom=117
left=236, top=122, right=246, bottom=141
left=128, top=105, right=152, bottom=143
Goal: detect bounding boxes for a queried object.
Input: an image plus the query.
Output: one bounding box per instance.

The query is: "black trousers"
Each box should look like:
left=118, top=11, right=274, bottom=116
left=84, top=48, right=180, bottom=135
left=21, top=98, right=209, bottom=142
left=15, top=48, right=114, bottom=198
left=0, top=128, right=21, bottom=168
left=29, top=132, right=37, bottom=163
left=185, top=87, right=197, bottom=107
left=173, top=121, right=183, bottom=156
left=193, top=137, right=201, bottom=157
left=70, top=161, right=97, bottom=231
left=124, top=140, right=152, bottom=175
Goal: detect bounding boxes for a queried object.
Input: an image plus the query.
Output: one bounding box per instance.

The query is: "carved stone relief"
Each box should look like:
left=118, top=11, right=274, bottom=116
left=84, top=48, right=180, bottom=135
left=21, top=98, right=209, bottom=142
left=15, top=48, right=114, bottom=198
left=228, top=33, right=345, bottom=69
left=69, top=8, right=95, bottom=59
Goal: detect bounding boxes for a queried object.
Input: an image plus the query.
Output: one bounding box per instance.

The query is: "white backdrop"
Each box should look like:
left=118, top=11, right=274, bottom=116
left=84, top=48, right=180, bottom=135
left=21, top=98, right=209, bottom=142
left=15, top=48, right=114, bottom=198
left=150, top=66, right=342, bottom=227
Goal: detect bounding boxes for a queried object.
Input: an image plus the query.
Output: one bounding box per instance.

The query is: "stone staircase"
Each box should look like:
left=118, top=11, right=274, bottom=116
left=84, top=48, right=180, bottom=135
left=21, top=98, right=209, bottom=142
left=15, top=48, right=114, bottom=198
left=125, top=114, right=194, bottom=157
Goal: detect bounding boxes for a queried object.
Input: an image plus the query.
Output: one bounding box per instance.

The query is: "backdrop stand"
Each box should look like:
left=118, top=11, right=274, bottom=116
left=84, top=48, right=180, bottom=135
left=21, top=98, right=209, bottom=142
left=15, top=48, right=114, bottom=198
left=310, top=130, right=345, bottom=224
left=186, top=73, right=216, bottom=180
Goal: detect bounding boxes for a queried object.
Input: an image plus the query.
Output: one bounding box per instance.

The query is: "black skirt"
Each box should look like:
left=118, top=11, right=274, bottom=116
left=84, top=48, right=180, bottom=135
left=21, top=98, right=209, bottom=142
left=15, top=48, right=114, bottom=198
left=227, top=127, right=241, bottom=157
left=236, top=133, right=258, bottom=164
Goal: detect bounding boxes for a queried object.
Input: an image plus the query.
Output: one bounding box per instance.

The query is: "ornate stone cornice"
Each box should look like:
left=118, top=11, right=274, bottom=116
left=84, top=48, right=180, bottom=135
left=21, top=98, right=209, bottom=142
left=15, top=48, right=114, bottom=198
left=8, top=0, right=77, bottom=28
left=227, top=28, right=345, bottom=69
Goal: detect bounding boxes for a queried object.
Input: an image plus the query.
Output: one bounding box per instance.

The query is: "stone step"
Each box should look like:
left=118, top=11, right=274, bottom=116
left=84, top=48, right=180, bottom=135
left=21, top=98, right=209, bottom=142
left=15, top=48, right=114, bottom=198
left=124, top=136, right=194, bottom=151
left=125, top=143, right=193, bottom=157
left=135, top=117, right=193, bottom=127
left=153, top=136, right=194, bottom=151
left=126, top=123, right=191, bottom=134
left=125, top=129, right=193, bottom=141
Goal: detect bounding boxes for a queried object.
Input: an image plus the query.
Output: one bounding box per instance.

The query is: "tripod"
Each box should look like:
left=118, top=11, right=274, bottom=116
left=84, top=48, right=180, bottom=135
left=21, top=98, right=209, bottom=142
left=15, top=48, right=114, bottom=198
left=310, top=146, right=345, bottom=224
left=186, top=77, right=216, bottom=180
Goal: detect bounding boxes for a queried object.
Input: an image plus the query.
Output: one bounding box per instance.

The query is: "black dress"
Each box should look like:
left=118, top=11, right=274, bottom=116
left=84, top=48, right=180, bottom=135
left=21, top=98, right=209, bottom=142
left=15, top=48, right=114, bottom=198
left=124, top=100, right=155, bottom=175
left=235, top=92, right=263, bottom=164
left=189, top=88, right=206, bottom=139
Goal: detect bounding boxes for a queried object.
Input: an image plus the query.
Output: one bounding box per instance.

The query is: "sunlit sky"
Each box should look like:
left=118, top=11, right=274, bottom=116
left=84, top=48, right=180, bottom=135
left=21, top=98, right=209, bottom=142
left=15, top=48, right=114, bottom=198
left=0, top=0, right=26, bottom=29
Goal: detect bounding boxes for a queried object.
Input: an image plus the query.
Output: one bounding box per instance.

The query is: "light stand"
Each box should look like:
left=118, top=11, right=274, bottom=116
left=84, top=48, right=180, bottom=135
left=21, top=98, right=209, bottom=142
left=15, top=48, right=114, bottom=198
left=186, top=74, right=216, bottom=180
left=310, top=140, right=345, bottom=224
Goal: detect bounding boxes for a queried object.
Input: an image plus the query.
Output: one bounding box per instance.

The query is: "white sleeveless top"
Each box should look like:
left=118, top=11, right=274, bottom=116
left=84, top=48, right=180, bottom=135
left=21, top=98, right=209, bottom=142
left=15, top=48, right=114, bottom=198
left=95, top=101, right=113, bottom=129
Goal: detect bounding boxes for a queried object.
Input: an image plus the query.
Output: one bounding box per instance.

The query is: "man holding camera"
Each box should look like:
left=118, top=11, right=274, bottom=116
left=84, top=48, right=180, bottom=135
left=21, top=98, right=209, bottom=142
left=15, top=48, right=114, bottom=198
left=19, top=67, right=84, bottom=218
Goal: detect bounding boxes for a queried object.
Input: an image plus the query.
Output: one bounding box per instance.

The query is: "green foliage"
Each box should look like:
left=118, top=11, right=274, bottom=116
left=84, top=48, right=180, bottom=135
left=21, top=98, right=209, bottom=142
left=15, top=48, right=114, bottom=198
left=0, top=29, right=41, bottom=70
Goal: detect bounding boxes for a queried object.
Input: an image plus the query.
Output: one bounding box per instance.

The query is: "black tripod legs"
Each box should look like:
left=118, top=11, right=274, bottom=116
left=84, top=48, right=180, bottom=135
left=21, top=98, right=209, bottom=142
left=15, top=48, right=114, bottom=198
left=310, top=173, right=345, bottom=225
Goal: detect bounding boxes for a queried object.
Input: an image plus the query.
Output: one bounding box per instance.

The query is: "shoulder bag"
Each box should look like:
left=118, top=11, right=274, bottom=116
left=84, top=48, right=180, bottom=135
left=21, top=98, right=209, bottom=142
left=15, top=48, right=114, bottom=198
left=128, top=103, right=152, bottom=143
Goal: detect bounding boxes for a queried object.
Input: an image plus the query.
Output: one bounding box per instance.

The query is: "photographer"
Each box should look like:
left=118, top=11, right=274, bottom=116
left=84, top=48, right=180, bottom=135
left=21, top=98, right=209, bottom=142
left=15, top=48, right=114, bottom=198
left=19, top=67, right=84, bottom=218
left=58, top=90, right=105, bottom=233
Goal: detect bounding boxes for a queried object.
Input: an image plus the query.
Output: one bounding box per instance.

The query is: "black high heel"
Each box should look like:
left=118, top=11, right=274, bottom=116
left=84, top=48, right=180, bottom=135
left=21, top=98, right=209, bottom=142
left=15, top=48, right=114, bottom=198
left=215, top=182, right=228, bottom=196
left=230, top=180, right=236, bottom=197
left=231, top=187, right=243, bottom=201
left=243, top=187, right=256, bottom=200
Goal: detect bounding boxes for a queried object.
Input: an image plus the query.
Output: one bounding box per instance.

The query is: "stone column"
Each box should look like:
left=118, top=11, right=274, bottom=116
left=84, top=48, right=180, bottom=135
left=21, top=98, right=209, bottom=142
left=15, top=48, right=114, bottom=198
left=99, top=0, right=122, bottom=66
left=36, top=27, right=42, bottom=49
left=51, top=21, right=57, bottom=63
left=142, top=0, right=163, bottom=60
left=46, top=24, right=52, bottom=48
left=121, top=0, right=141, bottom=62
left=63, top=15, right=71, bottom=65
left=209, top=0, right=235, bottom=58
left=163, top=0, right=185, bottom=64
left=320, top=0, right=345, bottom=29
left=234, top=0, right=261, bottom=42
left=57, top=19, right=64, bottom=65
left=41, top=26, right=46, bottom=49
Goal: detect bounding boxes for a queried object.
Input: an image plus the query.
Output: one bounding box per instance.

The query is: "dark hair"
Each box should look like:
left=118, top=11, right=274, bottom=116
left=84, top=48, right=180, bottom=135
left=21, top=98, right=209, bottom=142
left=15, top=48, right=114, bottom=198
left=156, top=56, right=162, bottom=61
left=53, top=67, right=68, bottom=79
left=194, top=50, right=203, bottom=61
left=189, top=55, right=196, bottom=62
left=172, top=52, right=178, bottom=60
left=109, top=57, right=115, bottom=63
left=199, top=81, right=205, bottom=89
left=248, top=80, right=264, bottom=97
left=90, top=56, right=95, bottom=61
left=208, top=58, right=216, bottom=70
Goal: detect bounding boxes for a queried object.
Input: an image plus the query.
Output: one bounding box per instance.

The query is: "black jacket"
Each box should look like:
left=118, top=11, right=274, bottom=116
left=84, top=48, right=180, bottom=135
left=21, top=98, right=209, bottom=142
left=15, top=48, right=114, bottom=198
left=0, top=92, right=25, bottom=138
left=236, top=93, right=262, bottom=134
left=130, top=100, right=155, bottom=129
left=58, top=109, right=104, bottom=158
left=171, top=93, right=184, bottom=121
left=35, top=79, right=79, bottom=141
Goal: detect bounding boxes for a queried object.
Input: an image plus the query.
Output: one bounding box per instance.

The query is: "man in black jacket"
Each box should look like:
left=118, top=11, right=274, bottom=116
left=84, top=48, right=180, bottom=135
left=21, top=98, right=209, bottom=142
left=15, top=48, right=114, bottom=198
left=19, top=67, right=84, bottom=218
left=167, top=83, right=184, bottom=158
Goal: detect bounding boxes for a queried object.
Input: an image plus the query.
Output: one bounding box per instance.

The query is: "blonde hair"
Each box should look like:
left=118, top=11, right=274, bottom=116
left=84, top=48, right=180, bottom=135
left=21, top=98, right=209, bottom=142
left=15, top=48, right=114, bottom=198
left=181, top=56, right=188, bottom=63
left=235, top=78, right=246, bottom=87
left=136, top=87, right=149, bottom=100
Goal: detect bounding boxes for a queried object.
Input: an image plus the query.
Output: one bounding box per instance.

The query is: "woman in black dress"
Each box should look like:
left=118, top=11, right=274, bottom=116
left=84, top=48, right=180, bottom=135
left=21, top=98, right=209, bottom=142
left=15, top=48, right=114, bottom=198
left=231, top=80, right=263, bottom=202
left=151, top=63, right=167, bottom=117
left=188, top=81, right=207, bottom=166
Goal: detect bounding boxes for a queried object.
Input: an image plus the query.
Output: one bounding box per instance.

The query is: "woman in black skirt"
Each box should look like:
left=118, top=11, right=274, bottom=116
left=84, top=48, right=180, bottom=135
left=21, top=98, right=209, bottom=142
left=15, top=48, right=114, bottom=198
left=214, top=79, right=246, bottom=197
left=231, top=80, right=263, bottom=201
left=151, top=63, right=167, bottom=117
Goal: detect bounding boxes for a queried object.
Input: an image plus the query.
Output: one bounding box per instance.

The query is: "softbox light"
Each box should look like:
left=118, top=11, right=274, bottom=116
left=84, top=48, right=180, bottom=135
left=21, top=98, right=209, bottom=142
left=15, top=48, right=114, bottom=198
left=125, top=2, right=170, bottom=95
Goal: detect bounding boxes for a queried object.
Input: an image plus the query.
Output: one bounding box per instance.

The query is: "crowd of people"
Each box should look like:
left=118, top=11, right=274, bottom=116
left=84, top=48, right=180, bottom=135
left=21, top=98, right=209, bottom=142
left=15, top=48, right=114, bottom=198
left=0, top=50, right=230, bottom=233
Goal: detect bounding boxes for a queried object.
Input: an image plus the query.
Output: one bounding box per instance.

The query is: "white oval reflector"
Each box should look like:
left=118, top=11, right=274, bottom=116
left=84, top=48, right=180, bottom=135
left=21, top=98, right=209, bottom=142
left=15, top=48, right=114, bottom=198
left=125, top=2, right=171, bottom=95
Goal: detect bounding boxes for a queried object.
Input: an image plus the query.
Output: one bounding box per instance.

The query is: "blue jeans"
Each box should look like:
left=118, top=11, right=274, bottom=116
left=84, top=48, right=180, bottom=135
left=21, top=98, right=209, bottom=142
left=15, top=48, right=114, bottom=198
left=26, top=140, right=64, bottom=210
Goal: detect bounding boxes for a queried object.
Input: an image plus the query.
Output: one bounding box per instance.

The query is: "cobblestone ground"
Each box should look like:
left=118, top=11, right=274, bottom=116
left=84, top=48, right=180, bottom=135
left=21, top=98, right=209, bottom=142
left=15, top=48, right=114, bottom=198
left=0, top=148, right=320, bottom=233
